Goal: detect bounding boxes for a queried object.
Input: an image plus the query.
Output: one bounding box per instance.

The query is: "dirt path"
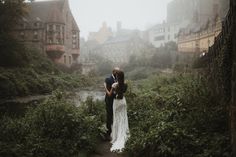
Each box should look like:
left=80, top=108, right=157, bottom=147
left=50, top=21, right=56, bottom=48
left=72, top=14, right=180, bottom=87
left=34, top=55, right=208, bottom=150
left=90, top=141, right=128, bottom=157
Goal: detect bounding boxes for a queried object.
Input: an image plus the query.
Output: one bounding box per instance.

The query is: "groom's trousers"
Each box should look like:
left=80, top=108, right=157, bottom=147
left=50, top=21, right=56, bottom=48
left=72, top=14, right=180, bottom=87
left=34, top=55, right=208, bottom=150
left=105, top=96, right=114, bottom=135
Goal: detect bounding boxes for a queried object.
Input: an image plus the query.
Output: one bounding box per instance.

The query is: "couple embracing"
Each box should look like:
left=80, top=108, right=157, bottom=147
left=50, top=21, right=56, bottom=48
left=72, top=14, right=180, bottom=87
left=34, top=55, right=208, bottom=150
left=104, top=67, right=130, bottom=152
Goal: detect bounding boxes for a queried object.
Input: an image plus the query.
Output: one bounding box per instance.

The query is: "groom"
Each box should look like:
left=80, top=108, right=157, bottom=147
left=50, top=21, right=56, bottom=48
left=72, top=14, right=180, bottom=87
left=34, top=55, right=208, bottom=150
left=104, top=67, right=119, bottom=140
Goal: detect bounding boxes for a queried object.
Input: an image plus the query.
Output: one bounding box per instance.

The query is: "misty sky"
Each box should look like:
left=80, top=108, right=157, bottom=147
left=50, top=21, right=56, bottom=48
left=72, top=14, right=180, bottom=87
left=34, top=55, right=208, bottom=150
left=69, top=0, right=173, bottom=38
left=37, top=0, right=173, bottom=38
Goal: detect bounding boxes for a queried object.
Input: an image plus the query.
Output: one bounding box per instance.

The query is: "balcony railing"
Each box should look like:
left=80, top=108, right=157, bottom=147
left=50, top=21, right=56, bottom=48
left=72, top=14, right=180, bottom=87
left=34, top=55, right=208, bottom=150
left=46, top=45, right=65, bottom=52
left=46, top=45, right=65, bottom=59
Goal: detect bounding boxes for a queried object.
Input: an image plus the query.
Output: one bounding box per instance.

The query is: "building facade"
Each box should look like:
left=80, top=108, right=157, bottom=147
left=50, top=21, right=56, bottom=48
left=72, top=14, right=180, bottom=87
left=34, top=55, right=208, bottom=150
left=148, top=21, right=188, bottom=48
left=88, top=22, right=113, bottom=44
left=178, top=18, right=222, bottom=54
left=14, top=0, right=80, bottom=67
left=167, top=0, right=229, bottom=25
left=176, top=0, right=229, bottom=54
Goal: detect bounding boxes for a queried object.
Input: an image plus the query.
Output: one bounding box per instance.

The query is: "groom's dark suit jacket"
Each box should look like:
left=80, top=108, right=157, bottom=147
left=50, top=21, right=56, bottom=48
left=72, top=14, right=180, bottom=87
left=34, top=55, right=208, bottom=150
left=105, top=75, right=116, bottom=135
left=105, top=75, right=116, bottom=98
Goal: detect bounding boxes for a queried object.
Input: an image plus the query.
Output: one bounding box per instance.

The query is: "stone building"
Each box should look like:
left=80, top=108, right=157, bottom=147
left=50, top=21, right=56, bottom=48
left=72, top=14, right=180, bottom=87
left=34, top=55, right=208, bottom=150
left=176, top=0, right=229, bottom=54
left=167, top=0, right=229, bottom=25
left=14, top=0, right=80, bottom=67
left=90, top=28, right=152, bottom=67
left=178, top=17, right=222, bottom=54
left=88, top=22, right=113, bottom=44
left=148, top=21, right=188, bottom=48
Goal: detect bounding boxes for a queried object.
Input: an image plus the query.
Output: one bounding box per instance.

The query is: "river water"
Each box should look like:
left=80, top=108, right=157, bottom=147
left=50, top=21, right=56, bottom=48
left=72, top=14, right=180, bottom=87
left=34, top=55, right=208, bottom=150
left=0, top=90, right=105, bottom=116
left=73, top=90, right=105, bottom=106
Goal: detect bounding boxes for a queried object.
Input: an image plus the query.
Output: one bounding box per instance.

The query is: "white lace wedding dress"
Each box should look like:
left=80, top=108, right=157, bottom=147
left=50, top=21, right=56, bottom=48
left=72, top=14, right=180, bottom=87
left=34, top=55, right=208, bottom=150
left=110, top=83, right=130, bottom=152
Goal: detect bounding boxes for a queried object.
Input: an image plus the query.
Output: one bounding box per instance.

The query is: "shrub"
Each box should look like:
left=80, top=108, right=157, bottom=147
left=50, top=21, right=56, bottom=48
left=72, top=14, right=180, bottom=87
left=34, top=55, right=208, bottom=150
left=125, top=74, right=230, bottom=157
left=0, top=93, right=105, bottom=157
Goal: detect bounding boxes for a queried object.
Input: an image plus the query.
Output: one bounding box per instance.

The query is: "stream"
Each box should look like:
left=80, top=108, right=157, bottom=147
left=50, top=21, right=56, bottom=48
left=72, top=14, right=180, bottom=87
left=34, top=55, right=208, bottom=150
left=73, top=90, right=105, bottom=106
left=0, top=89, right=105, bottom=116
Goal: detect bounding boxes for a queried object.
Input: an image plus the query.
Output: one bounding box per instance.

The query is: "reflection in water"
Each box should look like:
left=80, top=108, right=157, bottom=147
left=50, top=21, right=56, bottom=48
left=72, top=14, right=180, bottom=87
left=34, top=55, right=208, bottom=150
left=73, top=90, right=105, bottom=106
left=0, top=90, right=105, bottom=115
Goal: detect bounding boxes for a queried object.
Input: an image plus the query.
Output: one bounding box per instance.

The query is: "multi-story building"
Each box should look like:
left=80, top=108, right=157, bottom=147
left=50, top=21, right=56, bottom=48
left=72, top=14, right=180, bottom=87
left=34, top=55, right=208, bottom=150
left=178, top=17, right=222, bottom=54
left=167, top=0, right=229, bottom=25
left=14, top=0, right=80, bottom=67
left=88, top=22, right=113, bottom=44
left=148, top=0, right=229, bottom=49
left=148, top=21, right=188, bottom=48
left=177, top=0, right=229, bottom=54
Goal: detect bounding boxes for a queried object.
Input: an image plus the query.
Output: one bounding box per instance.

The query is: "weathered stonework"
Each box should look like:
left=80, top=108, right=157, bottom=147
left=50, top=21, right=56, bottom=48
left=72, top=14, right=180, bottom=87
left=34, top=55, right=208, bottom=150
left=198, top=0, right=236, bottom=155
left=14, top=0, right=80, bottom=67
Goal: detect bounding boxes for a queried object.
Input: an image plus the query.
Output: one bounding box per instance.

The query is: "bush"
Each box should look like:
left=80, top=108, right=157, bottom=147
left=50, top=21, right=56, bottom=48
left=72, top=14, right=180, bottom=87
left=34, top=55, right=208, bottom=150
left=124, top=74, right=230, bottom=157
left=0, top=67, right=95, bottom=98
left=0, top=92, right=105, bottom=157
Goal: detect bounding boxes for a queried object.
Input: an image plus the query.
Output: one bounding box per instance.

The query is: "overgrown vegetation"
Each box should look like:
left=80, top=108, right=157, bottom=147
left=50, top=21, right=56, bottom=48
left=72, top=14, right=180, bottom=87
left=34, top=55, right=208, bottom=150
left=124, top=42, right=177, bottom=73
left=124, top=74, right=230, bottom=157
left=0, top=91, right=106, bottom=157
left=0, top=48, right=95, bottom=99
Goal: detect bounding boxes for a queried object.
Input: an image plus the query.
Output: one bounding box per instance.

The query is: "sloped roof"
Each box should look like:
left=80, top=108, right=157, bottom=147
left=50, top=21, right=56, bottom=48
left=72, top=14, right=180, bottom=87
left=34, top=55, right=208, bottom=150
left=26, top=0, right=65, bottom=23
left=71, top=16, right=79, bottom=31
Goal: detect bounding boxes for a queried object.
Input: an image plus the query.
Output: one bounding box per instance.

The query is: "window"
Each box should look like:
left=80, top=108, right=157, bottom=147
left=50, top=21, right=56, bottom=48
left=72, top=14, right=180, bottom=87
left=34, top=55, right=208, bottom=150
left=56, top=25, right=60, bottom=32
left=64, top=55, right=67, bottom=64
left=33, top=31, right=38, bottom=40
left=48, top=37, right=53, bottom=44
left=154, top=35, right=165, bottom=41
left=168, top=35, right=170, bottom=40
left=195, top=42, right=199, bottom=48
left=56, top=38, right=61, bottom=44
left=34, top=22, right=38, bottom=27
left=69, top=56, right=72, bottom=64
left=174, top=34, right=178, bottom=39
left=48, top=24, right=53, bottom=31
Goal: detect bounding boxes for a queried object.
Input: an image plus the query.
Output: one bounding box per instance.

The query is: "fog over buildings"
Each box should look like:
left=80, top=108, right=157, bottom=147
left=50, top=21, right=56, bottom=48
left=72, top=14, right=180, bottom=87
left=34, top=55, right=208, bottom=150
left=68, top=0, right=173, bottom=38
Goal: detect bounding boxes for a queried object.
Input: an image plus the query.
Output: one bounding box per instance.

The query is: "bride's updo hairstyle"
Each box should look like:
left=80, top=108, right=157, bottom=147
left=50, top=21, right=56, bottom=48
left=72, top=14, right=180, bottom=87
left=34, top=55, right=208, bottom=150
left=116, top=71, right=127, bottom=99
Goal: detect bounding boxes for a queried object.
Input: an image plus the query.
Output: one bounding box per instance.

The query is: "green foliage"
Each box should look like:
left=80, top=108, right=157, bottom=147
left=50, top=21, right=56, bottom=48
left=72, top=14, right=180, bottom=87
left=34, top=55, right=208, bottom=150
left=0, top=35, right=31, bottom=67
left=0, top=0, right=28, bottom=33
left=0, top=67, right=95, bottom=98
left=194, top=36, right=232, bottom=105
left=125, top=74, right=230, bottom=157
left=0, top=0, right=29, bottom=67
left=124, top=42, right=177, bottom=80
left=0, top=93, right=105, bottom=157
left=0, top=47, right=95, bottom=98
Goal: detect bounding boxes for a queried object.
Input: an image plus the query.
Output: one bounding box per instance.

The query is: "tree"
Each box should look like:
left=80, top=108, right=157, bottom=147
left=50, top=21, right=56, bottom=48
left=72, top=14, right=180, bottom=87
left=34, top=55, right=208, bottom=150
left=0, top=0, right=29, bottom=67
left=0, top=0, right=28, bottom=33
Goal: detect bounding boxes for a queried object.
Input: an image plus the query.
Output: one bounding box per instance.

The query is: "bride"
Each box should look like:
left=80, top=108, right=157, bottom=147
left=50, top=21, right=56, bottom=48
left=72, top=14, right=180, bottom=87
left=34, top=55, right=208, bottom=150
left=105, top=70, right=130, bottom=152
